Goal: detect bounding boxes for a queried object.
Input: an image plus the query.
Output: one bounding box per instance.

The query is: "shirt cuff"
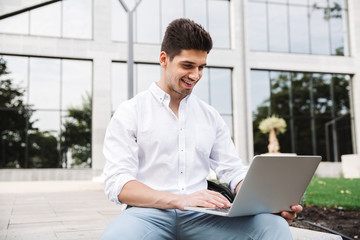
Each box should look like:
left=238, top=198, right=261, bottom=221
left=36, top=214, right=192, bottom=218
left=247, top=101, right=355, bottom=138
left=112, top=174, right=136, bottom=204
left=229, top=170, right=248, bottom=194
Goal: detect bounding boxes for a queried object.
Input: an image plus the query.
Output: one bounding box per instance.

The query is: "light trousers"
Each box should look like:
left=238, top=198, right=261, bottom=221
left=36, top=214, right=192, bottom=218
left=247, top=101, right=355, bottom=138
left=100, top=207, right=293, bottom=240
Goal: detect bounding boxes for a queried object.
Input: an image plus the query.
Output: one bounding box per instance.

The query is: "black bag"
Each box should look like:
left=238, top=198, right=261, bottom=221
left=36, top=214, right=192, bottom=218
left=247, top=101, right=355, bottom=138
left=207, top=180, right=234, bottom=203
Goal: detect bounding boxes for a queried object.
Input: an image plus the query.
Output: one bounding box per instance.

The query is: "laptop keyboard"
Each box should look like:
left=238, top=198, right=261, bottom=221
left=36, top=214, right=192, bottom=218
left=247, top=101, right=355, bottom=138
left=207, top=207, right=230, bottom=213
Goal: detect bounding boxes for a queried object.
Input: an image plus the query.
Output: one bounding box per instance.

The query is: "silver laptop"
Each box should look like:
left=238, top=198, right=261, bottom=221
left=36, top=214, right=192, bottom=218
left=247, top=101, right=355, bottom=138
left=184, top=155, right=321, bottom=217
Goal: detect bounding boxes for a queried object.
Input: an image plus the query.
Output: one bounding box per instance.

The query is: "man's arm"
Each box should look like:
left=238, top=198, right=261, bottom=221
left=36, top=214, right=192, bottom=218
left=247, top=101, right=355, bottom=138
left=118, top=180, right=231, bottom=211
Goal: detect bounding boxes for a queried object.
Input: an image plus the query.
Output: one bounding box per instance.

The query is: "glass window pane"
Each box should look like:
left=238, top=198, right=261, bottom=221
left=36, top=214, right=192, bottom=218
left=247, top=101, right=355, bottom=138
left=1, top=56, right=29, bottom=104
left=161, top=0, right=183, bottom=39
left=269, top=0, right=287, bottom=3
left=293, top=118, right=313, bottom=154
left=0, top=12, right=29, bottom=35
left=62, top=60, right=92, bottom=110
left=312, top=73, right=332, bottom=116
left=251, top=70, right=270, bottom=117
left=29, top=58, right=61, bottom=110
left=112, top=0, right=128, bottom=42
left=28, top=110, right=60, bottom=168
left=291, top=72, right=311, bottom=116
left=310, top=0, right=328, bottom=8
left=330, top=9, right=347, bottom=56
left=136, top=0, right=160, bottom=44
left=332, top=74, right=350, bottom=116
left=270, top=71, right=290, bottom=116
left=63, top=0, right=92, bottom=39
left=209, top=68, right=232, bottom=115
left=31, top=110, right=60, bottom=133
left=209, top=0, right=230, bottom=49
left=289, top=0, right=307, bottom=5
left=289, top=6, right=310, bottom=53
left=193, top=68, right=210, bottom=104
left=185, top=0, right=207, bottom=28
left=136, top=64, right=160, bottom=93
left=248, top=2, right=268, bottom=51
left=268, top=3, right=289, bottom=52
left=111, top=62, right=128, bottom=112
left=310, top=7, right=330, bottom=54
left=30, top=2, right=61, bottom=37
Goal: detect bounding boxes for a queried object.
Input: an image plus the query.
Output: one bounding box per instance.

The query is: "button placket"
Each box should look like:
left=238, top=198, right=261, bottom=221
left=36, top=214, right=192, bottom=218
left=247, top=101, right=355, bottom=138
left=178, top=102, right=186, bottom=192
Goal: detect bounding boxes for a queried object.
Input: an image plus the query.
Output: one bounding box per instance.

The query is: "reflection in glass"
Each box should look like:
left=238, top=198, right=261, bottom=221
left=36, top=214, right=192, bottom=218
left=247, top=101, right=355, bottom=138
left=0, top=12, right=29, bottom=35
left=185, top=0, right=207, bottom=29
left=111, top=62, right=128, bottom=112
left=288, top=0, right=307, bottom=5
left=30, top=2, right=61, bottom=37
left=289, top=5, right=310, bottom=53
left=312, top=73, right=332, bottom=116
left=29, top=58, right=61, bottom=110
left=268, top=3, right=288, bottom=52
left=330, top=9, right=347, bottom=55
left=0, top=55, right=92, bottom=168
left=209, top=68, right=232, bottom=115
left=248, top=2, right=268, bottom=51
left=310, top=6, right=330, bottom=55
left=251, top=70, right=352, bottom=161
left=136, top=0, right=160, bottom=44
left=63, top=0, right=92, bottom=39
left=31, top=110, right=60, bottom=133
left=310, top=0, right=328, bottom=8
left=1, top=56, right=29, bottom=103
left=250, top=70, right=270, bottom=116
left=209, top=0, right=230, bottom=49
left=112, top=0, right=128, bottom=42
left=270, top=71, right=290, bottom=116
left=29, top=110, right=60, bottom=168
left=332, top=74, right=350, bottom=116
left=62, top=60, right=92, bottom=110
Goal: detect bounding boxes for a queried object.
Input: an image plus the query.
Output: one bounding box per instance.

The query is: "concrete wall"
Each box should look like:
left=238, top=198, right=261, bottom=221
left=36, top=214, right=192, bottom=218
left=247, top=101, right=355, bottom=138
left=0, top=0, right=359, bottom=180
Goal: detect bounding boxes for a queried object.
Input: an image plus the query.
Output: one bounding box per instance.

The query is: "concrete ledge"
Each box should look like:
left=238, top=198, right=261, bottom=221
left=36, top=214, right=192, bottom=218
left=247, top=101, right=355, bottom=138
left=341, top=154, right=360, bottom=178
left=0, top=169, right=93, bottom=181
left=290, top=227, right=342, bottom=240
left=314, top=162, right=343, bottom=178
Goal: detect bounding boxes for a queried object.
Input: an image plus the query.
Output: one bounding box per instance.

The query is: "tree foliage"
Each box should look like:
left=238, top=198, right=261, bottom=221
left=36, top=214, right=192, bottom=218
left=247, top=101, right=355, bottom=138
left=61, top=94, right=92, bottom=167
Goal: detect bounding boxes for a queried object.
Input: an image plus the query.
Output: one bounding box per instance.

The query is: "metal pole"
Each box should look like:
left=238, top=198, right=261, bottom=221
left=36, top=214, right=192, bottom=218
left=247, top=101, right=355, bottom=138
left=118, top=0, right=143, bottom=99
left=128, top=11, right=134, bottom=99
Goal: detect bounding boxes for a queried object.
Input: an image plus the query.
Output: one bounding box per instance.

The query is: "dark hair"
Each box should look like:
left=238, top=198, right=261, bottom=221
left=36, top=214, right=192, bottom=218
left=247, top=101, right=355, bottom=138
left=161, top=18, right=213, bottom=60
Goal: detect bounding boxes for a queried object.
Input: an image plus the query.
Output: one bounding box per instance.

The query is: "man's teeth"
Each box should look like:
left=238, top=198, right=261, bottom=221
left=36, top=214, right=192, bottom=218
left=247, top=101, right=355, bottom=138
left=182, top=79, right=193, bottom=85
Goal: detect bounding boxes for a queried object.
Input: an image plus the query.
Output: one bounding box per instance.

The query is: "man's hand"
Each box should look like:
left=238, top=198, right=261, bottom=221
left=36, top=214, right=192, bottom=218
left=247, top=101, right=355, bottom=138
left=174, top=189, right=232, bottom=211
left=280, top=204, right=303, bottom=223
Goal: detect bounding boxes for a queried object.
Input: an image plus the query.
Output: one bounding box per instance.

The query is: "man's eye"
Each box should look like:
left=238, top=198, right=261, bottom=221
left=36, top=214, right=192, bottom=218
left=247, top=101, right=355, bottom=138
left=183, top=65, right=193, bottom=69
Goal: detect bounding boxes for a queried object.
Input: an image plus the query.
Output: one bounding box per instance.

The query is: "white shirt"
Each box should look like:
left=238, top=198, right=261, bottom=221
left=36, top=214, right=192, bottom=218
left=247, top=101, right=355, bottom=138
left=103, top=82, right=248, bottom=204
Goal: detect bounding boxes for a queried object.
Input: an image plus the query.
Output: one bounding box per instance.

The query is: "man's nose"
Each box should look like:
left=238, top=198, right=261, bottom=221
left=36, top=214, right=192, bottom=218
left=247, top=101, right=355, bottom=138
left=189, top=68, right=201, bottom=81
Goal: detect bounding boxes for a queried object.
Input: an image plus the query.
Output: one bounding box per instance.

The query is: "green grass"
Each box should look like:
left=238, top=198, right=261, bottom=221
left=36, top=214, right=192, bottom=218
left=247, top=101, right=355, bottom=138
left=303, top=178, right=360, bottom=210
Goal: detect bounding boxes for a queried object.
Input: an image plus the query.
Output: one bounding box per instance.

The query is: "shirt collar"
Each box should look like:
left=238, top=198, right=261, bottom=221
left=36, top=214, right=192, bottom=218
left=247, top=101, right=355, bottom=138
left=150, top=82, right=192, bottom=104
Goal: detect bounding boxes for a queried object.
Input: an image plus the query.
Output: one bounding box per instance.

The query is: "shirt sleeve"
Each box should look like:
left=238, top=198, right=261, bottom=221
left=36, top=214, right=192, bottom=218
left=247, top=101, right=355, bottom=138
left=209, top=113, right=248, bottom=194
left=103, top=102, right=139, bottom=204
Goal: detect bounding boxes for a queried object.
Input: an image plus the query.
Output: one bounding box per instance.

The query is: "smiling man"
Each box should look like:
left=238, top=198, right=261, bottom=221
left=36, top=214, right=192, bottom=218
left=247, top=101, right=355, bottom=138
left=100, top=18, right=300, bottom=240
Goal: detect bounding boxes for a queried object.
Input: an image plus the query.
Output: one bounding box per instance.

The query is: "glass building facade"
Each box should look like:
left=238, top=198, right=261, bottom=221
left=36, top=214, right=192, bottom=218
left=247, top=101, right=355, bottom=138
left=0, top=0, right=359, bottom=175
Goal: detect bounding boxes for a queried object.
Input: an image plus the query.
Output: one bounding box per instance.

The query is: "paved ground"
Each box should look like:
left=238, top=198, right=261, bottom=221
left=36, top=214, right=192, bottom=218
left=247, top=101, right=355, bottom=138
left=0, top=181, right=121, bottom=240
left=0, top=181, right=342, bottom=240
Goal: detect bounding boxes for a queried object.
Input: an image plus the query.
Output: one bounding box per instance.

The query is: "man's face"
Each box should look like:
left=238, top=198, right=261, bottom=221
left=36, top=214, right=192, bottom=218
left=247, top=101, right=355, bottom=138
left=160, top=49, right=207, bottom=99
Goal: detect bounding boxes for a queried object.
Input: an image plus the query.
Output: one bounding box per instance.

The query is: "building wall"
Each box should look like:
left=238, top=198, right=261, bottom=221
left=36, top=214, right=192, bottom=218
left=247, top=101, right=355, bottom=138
left=0, top=0, right=359, bottom=179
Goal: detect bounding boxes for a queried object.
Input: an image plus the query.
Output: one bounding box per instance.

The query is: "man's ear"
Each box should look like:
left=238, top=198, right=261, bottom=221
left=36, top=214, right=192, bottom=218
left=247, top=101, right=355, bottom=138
left=159, top=51, right=168, bottom=68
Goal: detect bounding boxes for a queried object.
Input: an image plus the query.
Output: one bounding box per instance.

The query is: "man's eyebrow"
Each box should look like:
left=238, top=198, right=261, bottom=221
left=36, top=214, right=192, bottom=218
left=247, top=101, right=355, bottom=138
left=180, top=61, right=207, bottom=67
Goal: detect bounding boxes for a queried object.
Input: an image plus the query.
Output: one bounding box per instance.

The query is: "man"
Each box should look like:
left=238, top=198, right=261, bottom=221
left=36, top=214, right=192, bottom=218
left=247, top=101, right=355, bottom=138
left=101, top=18, right=301, bottom=239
